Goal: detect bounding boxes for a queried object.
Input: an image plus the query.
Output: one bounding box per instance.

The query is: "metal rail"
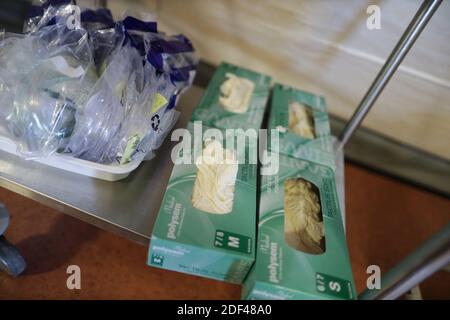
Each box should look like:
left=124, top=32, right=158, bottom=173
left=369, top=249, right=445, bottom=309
left=340, top=0, right=446, bottom=299
left=339, top=0, right=443, bottom=148
left=359, top=222, right=450, bottom=300
left=0, top=204, right=26, bottom=276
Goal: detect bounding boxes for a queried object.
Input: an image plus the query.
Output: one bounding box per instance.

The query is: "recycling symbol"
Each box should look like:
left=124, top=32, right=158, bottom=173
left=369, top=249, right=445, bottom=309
left=151, top=114, right=161, bottom=131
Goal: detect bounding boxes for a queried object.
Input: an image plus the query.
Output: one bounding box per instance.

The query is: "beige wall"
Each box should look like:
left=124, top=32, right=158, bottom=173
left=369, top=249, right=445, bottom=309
left=109, top=0, right=450, bottom=159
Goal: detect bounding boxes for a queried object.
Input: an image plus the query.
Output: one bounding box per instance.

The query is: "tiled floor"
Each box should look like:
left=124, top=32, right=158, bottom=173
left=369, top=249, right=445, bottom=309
left=0, top=163, right=449, bottom=299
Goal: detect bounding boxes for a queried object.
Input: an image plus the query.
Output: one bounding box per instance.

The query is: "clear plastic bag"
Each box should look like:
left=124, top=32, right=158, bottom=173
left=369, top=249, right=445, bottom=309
left=143, top=31, right=199, bottom=97
left=0, top=32, right=20, bottom=132
left=0, top=20, right=95, bottom=158
left=65, top=42, right=178, bottom=164
left=63, top=13, right=197, bottom=164
left=0, top=2, right=198, bottom=165
left=64, top=44, right=138, bottom=163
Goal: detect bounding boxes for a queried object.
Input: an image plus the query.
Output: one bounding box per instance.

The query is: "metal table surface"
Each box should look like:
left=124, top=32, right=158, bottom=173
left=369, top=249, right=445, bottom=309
left=0, top=84, right=346, bottom=246
left=0, top=86, right=205, bottom=245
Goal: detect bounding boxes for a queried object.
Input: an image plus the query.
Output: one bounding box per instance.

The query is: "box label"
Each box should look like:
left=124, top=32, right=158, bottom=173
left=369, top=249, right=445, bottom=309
left=316, top=272, right=353, bottom=299
left=150, top=253, right=164, bottom=266
left=214, top=230, right=252, bottom=254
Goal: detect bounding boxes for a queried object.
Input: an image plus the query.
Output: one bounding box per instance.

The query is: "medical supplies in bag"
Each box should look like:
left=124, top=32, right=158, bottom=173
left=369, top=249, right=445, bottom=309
left=0, top=1, right=198, bottom=165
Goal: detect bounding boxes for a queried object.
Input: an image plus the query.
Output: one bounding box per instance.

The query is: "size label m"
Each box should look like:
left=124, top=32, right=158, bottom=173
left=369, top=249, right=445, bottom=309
left=214, top=230, right=252, bottom=254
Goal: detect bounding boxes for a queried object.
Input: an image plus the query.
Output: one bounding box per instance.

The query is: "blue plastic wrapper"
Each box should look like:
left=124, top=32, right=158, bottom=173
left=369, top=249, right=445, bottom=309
left=0, top=2, right=198, bottom=164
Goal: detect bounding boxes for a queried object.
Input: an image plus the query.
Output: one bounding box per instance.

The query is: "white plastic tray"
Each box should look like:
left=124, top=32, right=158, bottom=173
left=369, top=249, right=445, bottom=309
left=0, top=135, right=144, bottom=181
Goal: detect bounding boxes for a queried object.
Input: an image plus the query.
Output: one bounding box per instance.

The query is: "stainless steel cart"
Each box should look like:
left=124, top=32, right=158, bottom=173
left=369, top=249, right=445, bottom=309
left=0, top=0, right=448, bottom=299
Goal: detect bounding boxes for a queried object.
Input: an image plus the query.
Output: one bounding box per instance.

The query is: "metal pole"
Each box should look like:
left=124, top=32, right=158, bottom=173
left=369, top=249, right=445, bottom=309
left=0, top=203, right=8, bottom=236
left=359, top=222, right=450, bottom=300
left=0, top=204, right=26, bottom=277
left=339, top=0, right=442, bottom=148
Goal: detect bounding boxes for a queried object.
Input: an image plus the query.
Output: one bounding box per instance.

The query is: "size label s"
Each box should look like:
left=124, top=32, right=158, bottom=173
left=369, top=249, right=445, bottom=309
left=316, top=272, right=353, bottom=299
